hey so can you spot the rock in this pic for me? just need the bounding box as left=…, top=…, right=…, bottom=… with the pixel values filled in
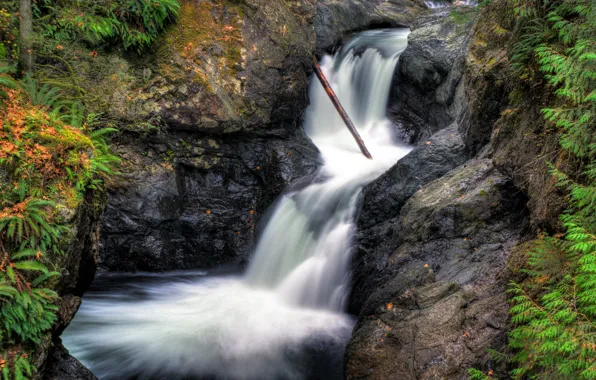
left=43, top=341, right=97, bottom=380
left=346, top=159, right=529, bottom=379
left=315, top=0, right=425, bottom=54
left=89, top=0, right=317, bottom=135
left=358, top=124, right=468, bottom=231
left=459, top=1, right=567, bottom=230
left=100, top=129, right=320, bottom=271
left=30, top=190, right=104, bottom=379
left=390, top=7, right=476, bottom=143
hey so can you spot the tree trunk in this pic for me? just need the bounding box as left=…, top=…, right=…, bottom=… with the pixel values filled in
left=312, top=57, right=373, bottom=159
left=19, top=0, right=33, bottom=74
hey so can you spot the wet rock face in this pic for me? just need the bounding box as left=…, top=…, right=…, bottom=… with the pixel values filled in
left=390, top=8, right=475, bottom=143
left=344, top=8, right=536, bottom=378
left=96, top=0, right=327, bottom=271
left=43, top=341, right=97, bottom=380
left=347, top=159, right=528, bottom=379
left=315, top=0, right=425, bottom=53
left=100, top=129, right=320, bottom=271
left=358, top=124, right=468, bottom=231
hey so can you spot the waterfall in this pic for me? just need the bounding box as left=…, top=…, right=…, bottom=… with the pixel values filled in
left=246, top=29, right=410, bottom=311
left=63, top=29, right=411, bottom=380
left=424, top=0, right=477, bottom=8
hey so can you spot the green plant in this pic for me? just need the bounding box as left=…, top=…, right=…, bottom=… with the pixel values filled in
left=37, top=0, right=180, bottom=54
left=0, top=70, right=118, bottom=380
left=1, top=355, right=33, bottom=380
left=21, top=76, right=65, bottom=109
left=0, top=66, right=17, bottom=104
left=468, top=368, right=493, bottom=380
left=505, top=0, right=596, bottom=377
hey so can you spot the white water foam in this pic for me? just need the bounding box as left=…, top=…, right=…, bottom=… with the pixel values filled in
left=63, top=29, right=411, bottom=380
left=424, top=0, right=477, bottom=8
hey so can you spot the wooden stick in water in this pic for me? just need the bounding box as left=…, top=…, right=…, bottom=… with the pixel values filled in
left=312, top=57, right=373, bottom=159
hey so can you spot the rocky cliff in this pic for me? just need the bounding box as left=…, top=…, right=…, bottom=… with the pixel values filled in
left=30, top=0, right=568, bottom=378
left=35, top=191, right=104, bottom=380
left=345, top=2, right=568, bottom=378
left=91, top=0, right=425, bottom=272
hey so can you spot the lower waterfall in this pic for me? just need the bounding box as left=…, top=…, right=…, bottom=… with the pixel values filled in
left=63, top=28, right=411, bottom=380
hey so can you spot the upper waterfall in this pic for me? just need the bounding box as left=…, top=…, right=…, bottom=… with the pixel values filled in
left=246, top=29, right=411, bottom=311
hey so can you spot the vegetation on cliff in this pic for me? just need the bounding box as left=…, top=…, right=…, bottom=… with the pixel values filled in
left=0, top=0, right=181, bottom=378
left=469, top=0, right=595, bottom=378
left=508, top=0, right=595, bottom=375
left=0, top=70, right=118, bottom=379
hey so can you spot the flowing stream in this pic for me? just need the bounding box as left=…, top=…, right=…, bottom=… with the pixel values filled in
left=63, top=28, right=411, bottom=380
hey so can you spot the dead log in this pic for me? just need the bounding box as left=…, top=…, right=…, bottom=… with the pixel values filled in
left=312, top=57, right=373, bottom=159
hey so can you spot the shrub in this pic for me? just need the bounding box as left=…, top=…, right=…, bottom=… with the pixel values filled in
left=0, top=73, right=118, bottom=379
left=505, top=0, right=596, bottom=377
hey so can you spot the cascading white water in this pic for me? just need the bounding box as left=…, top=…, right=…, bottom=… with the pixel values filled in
left=63, top=29, right=411, bottom=380
left=425, top=0, right=478, bottom=7
left=246, top=29, right=411, bottom=311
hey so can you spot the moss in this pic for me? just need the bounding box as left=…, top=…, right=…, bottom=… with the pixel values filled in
left=164, top=0, right=244, bottom=80
left=449, top=8, right=475, bottom=26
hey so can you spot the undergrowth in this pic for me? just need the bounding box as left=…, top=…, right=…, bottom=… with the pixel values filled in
left=469, top=0, right=595, bottom=378
left=0, top=68, right=118, bottom=379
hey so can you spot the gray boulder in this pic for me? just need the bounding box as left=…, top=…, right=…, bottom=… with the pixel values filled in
left=315, top=0, right=425, bottom=54
left=359, top=125, right=469, bottom=231
left=346, top=159, right=528, bottom=379
left=43, top=342, right=97, bottom=380
left=390, top=8, right=476, bottom=143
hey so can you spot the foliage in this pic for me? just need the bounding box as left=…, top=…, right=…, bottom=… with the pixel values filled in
left=0, top=67, right=17, bottom=103
left=36, top=0, right=180, bottom=54
left=468, top=368, right=494, bottom=380
left=505, top=0, right=596, bottom=377
left=0, top=7, right=18, bottom=61
left=0, top=74, right=118, bottom=379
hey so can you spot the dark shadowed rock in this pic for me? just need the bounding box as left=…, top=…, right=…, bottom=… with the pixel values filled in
left=315, top=0, right=425, bottom=54
left=43, top=341, right=97, bottom=380
left=346, top=159, right=528, bottom=379
left=390, top=7, right=476, bottom=143
left=359, top=125, right=468, bottom=230
left=100, top=129, right=320, bottom=271
left=30, top=191, right=104, bottom=379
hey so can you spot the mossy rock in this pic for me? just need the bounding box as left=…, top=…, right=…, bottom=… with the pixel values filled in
left=92, top=0, right=317, bottom=135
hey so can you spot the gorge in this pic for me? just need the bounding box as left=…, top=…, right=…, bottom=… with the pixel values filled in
left=1, top=0, right=592, bottom=379
left=62, top=28, right=411, bottom=380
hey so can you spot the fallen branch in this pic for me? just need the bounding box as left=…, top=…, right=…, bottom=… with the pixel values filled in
left=312, top=57, right=373, bottom=159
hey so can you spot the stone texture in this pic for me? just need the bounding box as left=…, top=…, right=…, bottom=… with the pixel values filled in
left=390, top=7, right=476, bottom=143
left=42, top=341, right=97, bottom=380
left=359, top=125, right=469, bottom=231
left=315, top=0, right=425, bottom=54
left=31, top=190, right=104, bottom=379
left=101, top=0, right=317, bottom=135
left=100, top=129, right=320, bottom=271
left=460, top=0, right=567, bottom=230
left=346, top=159, right=528, bottom=379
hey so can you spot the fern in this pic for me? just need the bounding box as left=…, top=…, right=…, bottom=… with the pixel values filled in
left=507, top=0, right=596, bottom=376
left=0, top=73, right=119, bottom=379
left=20, top=77, right=69, bottom=111
left=39, top=0, right=180, bottom=53
left=0, top=67, right=18, bottom=106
